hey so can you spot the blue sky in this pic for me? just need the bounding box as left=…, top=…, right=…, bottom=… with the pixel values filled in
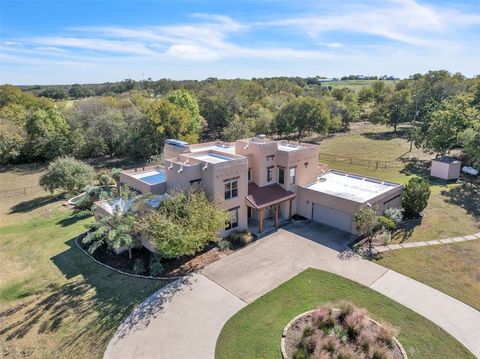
left=1, top=0, right=479, bottom=84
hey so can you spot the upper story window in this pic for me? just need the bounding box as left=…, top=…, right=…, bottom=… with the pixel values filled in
left=278, top=166, right=285, bottom=185
left=224, top=178, right=238, bottom=200
left=248, top=168, right=252, bottom=182
left=267, top=166, right=274, bottom=182
left=289, top=167, right=296, bottom=185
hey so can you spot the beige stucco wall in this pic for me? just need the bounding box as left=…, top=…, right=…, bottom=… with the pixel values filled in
left=296, top=180, right=403, bottom=233
left=120, top=165, right=167, bottom=195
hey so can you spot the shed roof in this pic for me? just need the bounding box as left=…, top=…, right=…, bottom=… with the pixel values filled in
left=246, top=183, right=295, bottom=209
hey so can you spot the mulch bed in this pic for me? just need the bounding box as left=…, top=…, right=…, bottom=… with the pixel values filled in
left=77, top=232, right=233, bottom=278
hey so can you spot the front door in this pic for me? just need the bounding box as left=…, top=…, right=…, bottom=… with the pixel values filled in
left=247, top=206, right=252, bottom=219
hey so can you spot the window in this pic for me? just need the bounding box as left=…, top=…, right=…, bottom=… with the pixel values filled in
left=248, top=168, right=252, bottom=182
left=225, top=207, right=239, bottom=230
left=289, top=167, right=296, bottom=185
left=278, top=167, right=285, bottom=184
left=224, top=178, right=238, bottom=200
left=267, top=166, right=274, bottom=182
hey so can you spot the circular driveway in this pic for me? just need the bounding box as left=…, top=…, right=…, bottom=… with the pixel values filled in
left=104, top=222, right=480, bottom=359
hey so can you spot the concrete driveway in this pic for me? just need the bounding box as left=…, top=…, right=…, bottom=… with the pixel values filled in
left=105, top=221, right=480, bottom=359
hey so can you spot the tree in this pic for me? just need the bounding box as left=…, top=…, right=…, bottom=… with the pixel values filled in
left=146, top=99, right=191, bottom=144
left=24, top=108, right=70, bottom=160
left=376, top=89, right=413, bottom=132
left=69, top=84, right=87, bottom=99
left=39, top=156, right=95, bottom=195
left=459, top=121, right=480, bottom=168
left=413, top=95, right=472, bottom=155
left=353, top=206, right=379, bottom=253
left=166, top=89, right=202, bottom=141
left=141, top=190, right=229, bottom=258
left=222, top=115, right=253, bottom=142
left=402, top=177, right=431, bottom=218
left=110, top=167, right=123, bottom=194
left=275, top=97, right=331, bottom=139
left=83, top=208, right=139, bottom=259
left=0, top=119, right=26, bottom=164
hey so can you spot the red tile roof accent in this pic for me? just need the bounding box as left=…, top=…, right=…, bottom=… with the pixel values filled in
left=246, top=183, right=295, bottom=209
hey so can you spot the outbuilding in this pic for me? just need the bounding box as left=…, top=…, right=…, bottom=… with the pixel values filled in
left=430, top=157, right=461, bottom=181
left=297, top=171, right=403, bottom=234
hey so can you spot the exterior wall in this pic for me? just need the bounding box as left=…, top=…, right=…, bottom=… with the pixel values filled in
left=235, top=139, right=278, bottom=187
left=297, top=182, right=403, bottom=234
left=120, top=165, right=167, bottom=195
left=430, top=160, right=461, bottom=180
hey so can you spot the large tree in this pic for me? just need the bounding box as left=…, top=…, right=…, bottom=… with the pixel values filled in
left=39, top=156, right=95, bottom=195
left=275, top=97, right=331, bottom=139
left=24, top=108, right=70, bottom=160
left=141, top=190, right=228, bottom=259
left=166, top=89, right=202, bottom=142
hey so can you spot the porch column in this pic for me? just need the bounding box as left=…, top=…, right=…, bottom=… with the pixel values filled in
left=258, top=208, right=263, bottom=233
left=289, top=199, right=293, bottom=220
left=274, top=205, right=279, bottom=228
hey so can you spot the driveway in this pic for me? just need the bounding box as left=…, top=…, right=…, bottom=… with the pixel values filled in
left=105, top=221, right=480, bottom=359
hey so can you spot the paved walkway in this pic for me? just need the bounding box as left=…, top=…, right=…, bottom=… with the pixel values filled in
left=104, top=222, right=480, bottom=359
left=375, top=232, right=480, bottom=253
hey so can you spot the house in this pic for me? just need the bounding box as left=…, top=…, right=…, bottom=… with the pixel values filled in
left=112, top=136, right=403, bottom=235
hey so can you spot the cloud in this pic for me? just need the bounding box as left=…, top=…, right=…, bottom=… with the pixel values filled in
left=326, top=42, right=343, bottom=48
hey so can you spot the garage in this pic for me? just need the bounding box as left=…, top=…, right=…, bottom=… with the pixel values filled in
left=297, top=171, right=404, bottom=234
left=311, top=203, right=353, bottom=233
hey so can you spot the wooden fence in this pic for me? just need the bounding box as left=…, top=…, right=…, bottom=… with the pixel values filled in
left=319, top=153, right=404, bottom=169
left=0, top=185, right=47, bottom=199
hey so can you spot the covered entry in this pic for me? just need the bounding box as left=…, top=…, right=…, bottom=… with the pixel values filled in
left=311, top=203, right=353, bottom=233
left=246, top=183, right=295, bottom=233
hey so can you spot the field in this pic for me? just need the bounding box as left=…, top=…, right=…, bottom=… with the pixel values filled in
left=317, top=123, right=480, bottom=243
left=0, top=165, right=164, bottom=358
left=216, top=269, right=474, bottom=359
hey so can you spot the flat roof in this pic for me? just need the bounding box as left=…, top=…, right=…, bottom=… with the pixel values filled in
left=131, top=169, right=166, bottom=184
left=278, top=144, right=303, bottom=152
left=306, top=171, right=400, bottom=203
left=190, top=144, right=236, bottom=154
left=192, top=153, right=234, bottom=164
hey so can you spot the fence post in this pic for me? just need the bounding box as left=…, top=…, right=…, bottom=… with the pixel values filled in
left=24, top=187, right=27, bottom=196
left=376, top=161, right=379, bottom=169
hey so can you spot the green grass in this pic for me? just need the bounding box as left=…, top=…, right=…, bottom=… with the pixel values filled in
left=317, top=124, right=480, bottom=242
left=0, top=168, right=165, bottom=358
left=216, top=269, right=474, bottom=359
left=375, top=241, right=480, bottom=311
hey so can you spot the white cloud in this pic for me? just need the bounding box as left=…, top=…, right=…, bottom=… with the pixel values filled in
left=326, top=42, right=343, bottom=48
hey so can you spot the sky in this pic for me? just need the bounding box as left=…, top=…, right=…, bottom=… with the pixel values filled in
left=1, top=0, right=479, bottom=85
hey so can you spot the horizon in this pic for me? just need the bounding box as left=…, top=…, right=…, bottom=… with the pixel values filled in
left=1, top=0, right=479, bottom=85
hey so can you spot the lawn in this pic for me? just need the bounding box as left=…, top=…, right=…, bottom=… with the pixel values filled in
left=216, top=269, right=474, bottom=359
left=0, top=166, right=165, bottom=358
left=317, top=123, right=480, bottom=243
left=375, top=241, right=480, bottom=311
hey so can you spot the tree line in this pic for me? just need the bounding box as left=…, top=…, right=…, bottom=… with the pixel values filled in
left=1, top=70, right=479, bottom=167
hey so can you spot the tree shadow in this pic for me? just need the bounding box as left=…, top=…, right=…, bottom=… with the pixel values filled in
left=0, top=236, right=185, bottom=356
left=56, top=213, right=89, bottom=227
left=441, top=182, right=480, bottom=220
left=362, top=128, right=409, bottom=141
left=390, top=218, right=422, bottom=243
left=9, top=195, right=61, bottom=214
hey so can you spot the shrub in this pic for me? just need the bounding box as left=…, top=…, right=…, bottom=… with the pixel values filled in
left=302, top=326, right=315, bottom=338
left=321, top=335, right=340, bottom=353
left=371, top=346, right=390, bottom=359
left=39, top=156, right=95, bottom=195
left=378, top=216, right=396, bottom=231
left=312, top=306, right=335, bottom=330
left=337, top=300, right=355, bottom=323
left=383, top=207, right=403, bottom=225
left=132, top=258, right=145, bottom=275
left=337, top=346, right=357, bottom=359
left=292, top=349, right=308, bottom=359
left=218, top=239, right=232, bottom=251
left=149, top=255, right=164, bottom=277
left=402, top=177, right=431, bottom=217
left=344, top=309, right=367, bottom=340
left=227, top=230, right=254, bottom=248
left=377, top=323, right=398, bottom=348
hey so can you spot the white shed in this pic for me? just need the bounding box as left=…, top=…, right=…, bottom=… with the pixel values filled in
left=430, top=157, right=461, bottom=180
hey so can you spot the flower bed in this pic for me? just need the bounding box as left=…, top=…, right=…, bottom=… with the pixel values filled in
left=282, top=302, right=407, bottom=359
left=77, top=232, right=232, bottom=279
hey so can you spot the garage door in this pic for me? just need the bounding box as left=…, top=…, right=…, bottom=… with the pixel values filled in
left=311, top=203, right=353, bottom=233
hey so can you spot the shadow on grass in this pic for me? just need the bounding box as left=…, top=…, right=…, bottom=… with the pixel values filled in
left=400, top=159, right=430, bottom=178
left=0, top=236, right=184, bottom=356
left=56, top=214, right=89, bottom=227
left=391, top=218, right=423, bottom=243
left=362, top=128, right=409, bottom=141
left=9, top=195, right=61, bottom=214
left=441, top=183, right=480, bottom=220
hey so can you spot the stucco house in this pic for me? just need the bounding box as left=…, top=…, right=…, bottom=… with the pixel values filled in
left=105, top=136, right=403, bottom=235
